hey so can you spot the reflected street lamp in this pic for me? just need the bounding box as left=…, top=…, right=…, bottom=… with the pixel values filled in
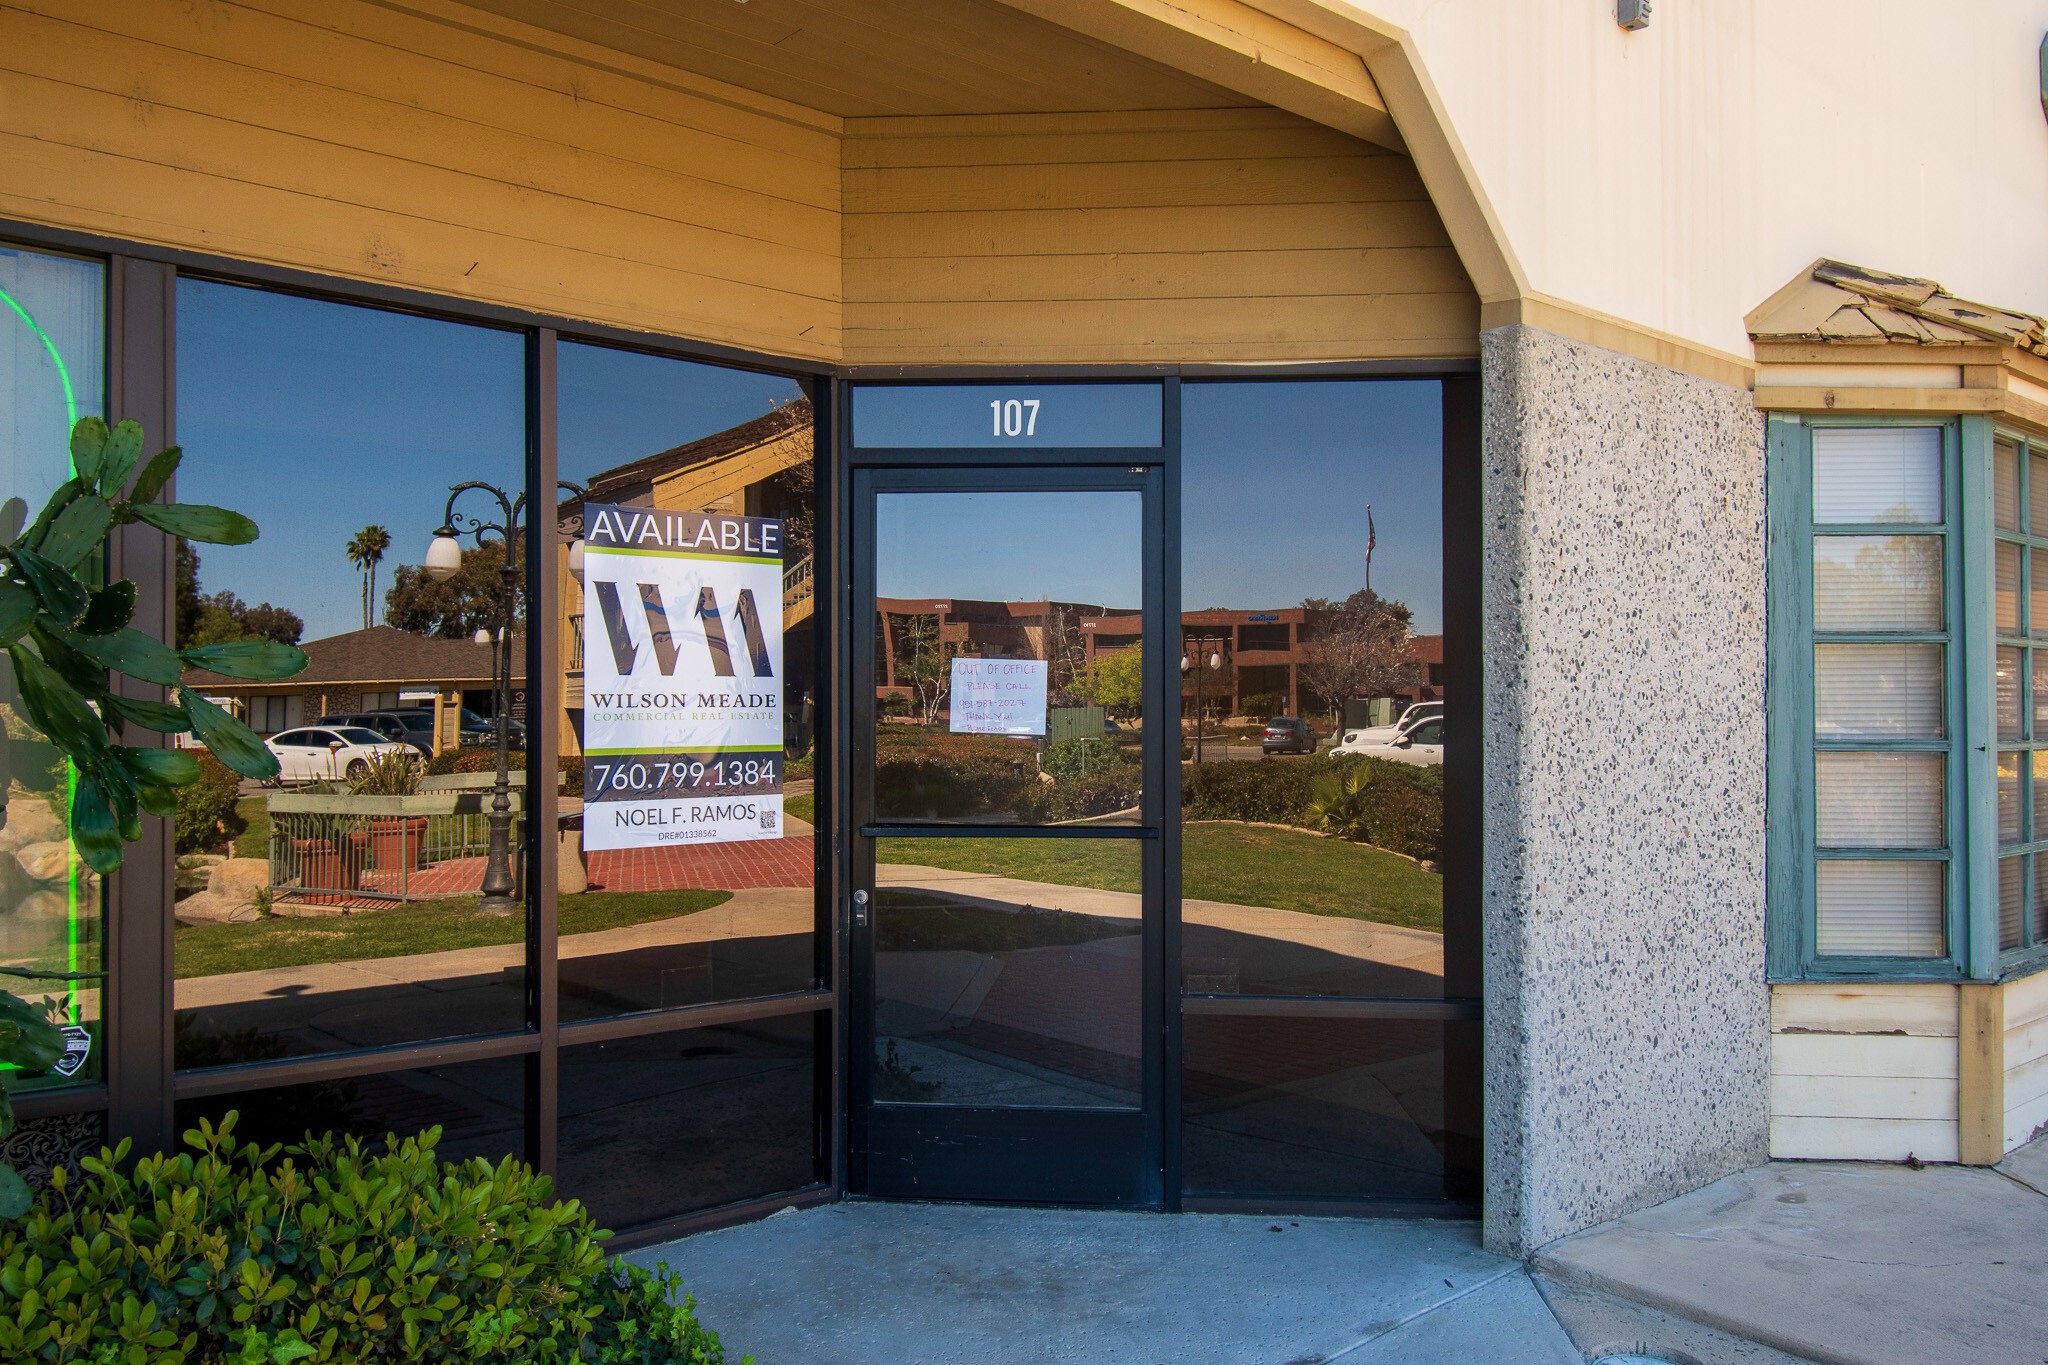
left=423, top=477, right=588, bottom=917
left=1181, top=635, right=1226, bottom=765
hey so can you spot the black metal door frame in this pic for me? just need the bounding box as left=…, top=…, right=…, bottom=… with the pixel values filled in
left=843, top=418, right=1176, bottom=1206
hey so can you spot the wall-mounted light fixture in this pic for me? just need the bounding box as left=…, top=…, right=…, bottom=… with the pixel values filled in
left=1618, top=0, right=1650, bottom=30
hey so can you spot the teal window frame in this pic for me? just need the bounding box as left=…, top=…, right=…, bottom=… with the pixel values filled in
left=1768, top=412, right=2048, bottom=982
left=1768, top=413, right=1972, bottom=980
left=1988, top=425, right=2048, bottom=973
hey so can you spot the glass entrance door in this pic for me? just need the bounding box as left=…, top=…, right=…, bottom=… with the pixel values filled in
left=849, top=464, right=1165, bottom=1204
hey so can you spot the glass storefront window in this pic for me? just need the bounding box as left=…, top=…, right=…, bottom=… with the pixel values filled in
left=1178, top=378, right=1472, bottom=1205
left=556, top=1015, right=820, bottom=1229
left=871, top=837, right=1143, bottom=1108
left=172, top=279, right=529, bottom=1060
left=1, top=243, right=107, bottom=1091
left=555, top=342, right=817, bottom=1020
left=174, top=1056, right=525, bottom=1162
left=1182, top=1015, right=1478, bottom=1201
left=870, top=489, right=1144, bottom=827
left=1180, top=380, right=1449, bottom=1000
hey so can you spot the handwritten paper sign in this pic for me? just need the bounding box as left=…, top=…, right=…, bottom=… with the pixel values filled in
left=949, top=658, right=1048, bottom=736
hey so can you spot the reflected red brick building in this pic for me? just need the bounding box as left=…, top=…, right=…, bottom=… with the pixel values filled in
left=874, top=596, right=1440, bottom=716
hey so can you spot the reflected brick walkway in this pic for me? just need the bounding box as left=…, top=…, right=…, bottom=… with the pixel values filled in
left=273, top=836, right=817, bottom=908
left=584, top=836, right=814, bottom=893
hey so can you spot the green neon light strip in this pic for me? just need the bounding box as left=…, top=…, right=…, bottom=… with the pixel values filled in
left=1, top=280, right=88, bottom=1022
left=0, top=283, right=80, bottom=437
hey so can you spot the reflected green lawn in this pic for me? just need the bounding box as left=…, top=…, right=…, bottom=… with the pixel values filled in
left=883, top=824, right=1441, bottom=931
left=174, top=889, right=731, bottom=979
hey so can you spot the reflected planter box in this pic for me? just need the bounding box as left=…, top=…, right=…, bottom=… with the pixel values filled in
left=267, top=788, right=532, bottom=906
left=290, top=838, right=344, bottom=906
left=368, top=818, right=429, bottom=872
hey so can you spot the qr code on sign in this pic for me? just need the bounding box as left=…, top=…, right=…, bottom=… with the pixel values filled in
left=760, top=810, right=778, bottom=831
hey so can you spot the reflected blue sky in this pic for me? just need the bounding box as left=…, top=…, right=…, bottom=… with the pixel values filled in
left=177, top=280, right=525, bottom=643
left=174, top=286, right=1440, bottom=642
left=873, top=381, right=1444, bottom=633
left=176, top=298, right=803, bottom=644
left=1184, top=380, right=1442, bottom=633
left=878, top=491, right=1143, bottom=606
left=558, top=342, right=802, bottom=484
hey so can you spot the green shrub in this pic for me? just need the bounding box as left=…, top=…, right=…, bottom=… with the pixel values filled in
left=784, top=749, right=814, bottom=780
left=1187, top=753, right=1443, bottom=860
left=173, top=754, right=246, bottom=855
left=0, top=1115, right=746, bottom=1364
left=1041, top=738, right=1109, bottom=783
left=1364, top=782, right=1443, bottom=863
left=875, top=744, right=1139, bottom=824
left=1237, top=692, right=1279, bottom=720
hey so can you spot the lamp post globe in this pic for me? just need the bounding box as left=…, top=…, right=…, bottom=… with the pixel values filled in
left=566, top=537, right=586, bottom=583
left=423, top=528, right=462, bottom=583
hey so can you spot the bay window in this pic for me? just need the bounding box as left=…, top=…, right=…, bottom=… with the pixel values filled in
left=1771, top=415, right=2048, bottom=978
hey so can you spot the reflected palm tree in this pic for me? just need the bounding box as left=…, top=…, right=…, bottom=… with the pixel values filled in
left=345, top=525, right=392, bottom=630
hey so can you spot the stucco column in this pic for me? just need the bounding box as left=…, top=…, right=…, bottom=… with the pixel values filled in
left=1481, top=324, right=1770, bottom=1255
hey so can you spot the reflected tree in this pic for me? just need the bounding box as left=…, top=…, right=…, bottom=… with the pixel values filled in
left=1296, top=589, right=1418, bottom=726
left=345, top=524, right=392, bottom=631
left=385, top=542, right=525, bottom=639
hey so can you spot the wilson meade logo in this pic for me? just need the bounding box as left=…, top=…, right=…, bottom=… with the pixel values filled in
left=591, top=581, right=773, bottom=679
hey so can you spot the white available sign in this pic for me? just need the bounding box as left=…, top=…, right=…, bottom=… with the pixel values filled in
left=581, top=503, right=784, bottom=849
left=949, top=657, right=1048, bottom=736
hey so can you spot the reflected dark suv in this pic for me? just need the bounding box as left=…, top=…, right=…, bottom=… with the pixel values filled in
left=1261, top=716, right=1314, bottom=755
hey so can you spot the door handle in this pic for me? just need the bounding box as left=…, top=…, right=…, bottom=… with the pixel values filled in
left=853, top=888, right=869, bottom=929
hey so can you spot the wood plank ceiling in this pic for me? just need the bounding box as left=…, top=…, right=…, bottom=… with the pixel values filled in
left=457, top=0, right=1259, bottom=116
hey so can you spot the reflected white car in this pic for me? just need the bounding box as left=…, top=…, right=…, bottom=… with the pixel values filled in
left=1331, top=701, right=1442, bottom=755
left=1332, top=716, right=1443, bottom=766
left=265, top=726, right=416, bottom=782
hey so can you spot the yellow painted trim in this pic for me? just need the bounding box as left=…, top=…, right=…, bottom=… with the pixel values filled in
left=1487, top=293, right=1756, bottom=390
left=1958, top=982, right=2006, bottom=1167
left=990, top=0, right=1404, bottom=151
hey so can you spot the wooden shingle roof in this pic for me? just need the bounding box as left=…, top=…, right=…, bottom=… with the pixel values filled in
left=181, top=625, right=523, bottom=689
left=1748, top=259, right=2048, bottom=356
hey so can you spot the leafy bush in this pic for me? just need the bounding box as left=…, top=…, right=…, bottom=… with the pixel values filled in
left=173, top=754, right=246, bottom=855
left=1237, top=692, right=1280, bottom=720
left=784, top=749, right=814, bottom=781
left=1041, top=738, right=1113, bottom=783
left=0, top=1115, right=746, bottom=1364
left=876, top=744, right=1139, bottom=824
left=348, top=748, right=422, bottom=796
left=1186, top=753, right=1442, bottom=860
left=1363, top=782, right=1442, bottom=863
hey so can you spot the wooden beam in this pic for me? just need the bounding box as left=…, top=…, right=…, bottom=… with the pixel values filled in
left=1957, top=982, right=2006, bottom=1166
left=991, top=0, right=1405, bottom=152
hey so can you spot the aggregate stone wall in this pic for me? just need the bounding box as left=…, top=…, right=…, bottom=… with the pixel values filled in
left=1481, top=324, right=1769, bottom=1255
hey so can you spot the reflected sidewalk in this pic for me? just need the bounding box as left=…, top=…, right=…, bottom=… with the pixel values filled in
left=173, top=886, right=815, bottom=1013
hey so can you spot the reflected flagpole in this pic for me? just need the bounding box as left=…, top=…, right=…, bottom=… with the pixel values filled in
left=1365, top=504, right=1376, bottom=596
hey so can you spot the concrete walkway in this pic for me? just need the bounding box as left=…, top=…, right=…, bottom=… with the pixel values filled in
left=1536, top=1139, right=2048, bottom=1365
left=629, top=1203, right=1580, bottom=1365
left=629, top=1139, right=2048, bottom=1364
